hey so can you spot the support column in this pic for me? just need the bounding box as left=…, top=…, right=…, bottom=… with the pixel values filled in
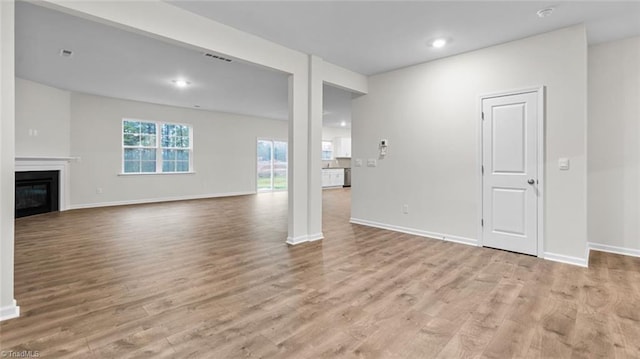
left=307, top=55, right=324, bottom=240
left=0, top=0, right=19, bottom=321
left=286, top=72, right=311, bottom=244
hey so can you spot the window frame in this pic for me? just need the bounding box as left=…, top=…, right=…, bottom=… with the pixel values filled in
left=321, top=140, right=334, bottom=160
left=256, top=137, right=288, bottom=192
left=121, top=118, right=194, bottom=175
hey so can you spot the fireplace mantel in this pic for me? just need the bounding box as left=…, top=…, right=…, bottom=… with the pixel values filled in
left=15, top=156, right=79, bottom=211
left=15, top=156, right=79, bottom=162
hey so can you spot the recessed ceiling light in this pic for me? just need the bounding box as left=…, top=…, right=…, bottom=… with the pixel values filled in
left=340, top=121, right=347, bottom=127
left=431, top=38, right=447, bottom=48
left=537, top=7, right=554, bottom=18
left=172, top=79, right=190, bottom=88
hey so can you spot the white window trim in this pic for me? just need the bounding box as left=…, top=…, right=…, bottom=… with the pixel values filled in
left=121, top=118, right=194, bottom=175
left=118, top=171, right=196, bottom=176
left=256, top=137, right=288, bottom=192
left=321, top=140, right=334, bottom=160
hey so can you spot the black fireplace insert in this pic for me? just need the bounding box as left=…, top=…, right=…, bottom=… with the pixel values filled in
left=15, top=170, right=59, bottom=218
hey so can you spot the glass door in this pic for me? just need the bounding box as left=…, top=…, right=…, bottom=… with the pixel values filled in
left=257, top=139, right=288, bottom=191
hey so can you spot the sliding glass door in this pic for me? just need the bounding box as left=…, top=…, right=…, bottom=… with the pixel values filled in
left=257, top=139, right=288, bottom=192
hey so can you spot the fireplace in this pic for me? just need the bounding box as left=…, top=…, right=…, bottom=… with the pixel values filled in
left=15, top=171, right=60, bottom=218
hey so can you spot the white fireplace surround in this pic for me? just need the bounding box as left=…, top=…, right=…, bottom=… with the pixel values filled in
left=15, top=157, right=78, bottom=212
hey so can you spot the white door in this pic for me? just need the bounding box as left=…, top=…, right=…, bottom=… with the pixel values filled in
left=482, top=91, right=539, bottom=255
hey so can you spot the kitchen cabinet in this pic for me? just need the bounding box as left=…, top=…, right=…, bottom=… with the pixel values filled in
left=322, top=168, right=344, bottom=187
left=333, top=137, right=351, bottom=158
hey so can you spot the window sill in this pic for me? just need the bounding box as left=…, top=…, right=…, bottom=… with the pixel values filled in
left=118, top=171, right=196, bottom=176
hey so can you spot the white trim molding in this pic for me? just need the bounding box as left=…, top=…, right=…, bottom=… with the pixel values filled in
left=15, top=156, right=78, bottom=162
left=589, top=242, right=640, bottom=258
left=543, top=251, right=589, bottom=268
left=15, top=156, right=79, bottom=211
left=350, top=218, right=478, bottom=247
left=0, top=300, right=20, bottom=322
left=307, top=233, right=324, bottom=242
left=349, top=218, right=596, bottom=268
left=68, top=191, right=256, bottom=210
left=286, top=232, right=324, bottom=245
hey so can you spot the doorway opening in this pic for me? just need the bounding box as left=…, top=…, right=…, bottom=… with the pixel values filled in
left=257, top=139, right=288, bottom=192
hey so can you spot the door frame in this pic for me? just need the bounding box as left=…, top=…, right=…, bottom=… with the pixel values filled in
left=477, top=86, right=545, bottom=257
left=256, top=137, right=289, bottom=192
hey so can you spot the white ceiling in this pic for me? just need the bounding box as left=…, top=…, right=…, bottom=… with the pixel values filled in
left=169, top=1, right=640, bottom=75
left=16, top=1, right=640, bottom=128
left=15, top=1, right=294, bottom=121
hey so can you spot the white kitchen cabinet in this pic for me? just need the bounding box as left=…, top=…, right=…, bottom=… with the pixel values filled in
left=333, top=170, right=345, bottom=186
left=322, top=168, right=344, bottom=187
left=321, top=170, right=331, bottom=187
left=333, top=137, right=351, bottom=158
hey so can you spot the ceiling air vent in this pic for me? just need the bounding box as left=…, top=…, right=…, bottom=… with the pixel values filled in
left=203, top=53, right=233, bottom=63
left=59, top=49, right=73, bottom=58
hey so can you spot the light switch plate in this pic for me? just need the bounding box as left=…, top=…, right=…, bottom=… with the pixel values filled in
left=367, top=159, right=377, bottom=167
left=354, top=159, right=363, bottom=167
left=559, top=157, right=570, bottom=170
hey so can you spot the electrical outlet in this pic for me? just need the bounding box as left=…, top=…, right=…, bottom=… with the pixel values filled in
left=354, top=158, right=363, bottom=167
left=402, top=204, right=409, bottom=214
left=367, top=159, right=377, bottom=167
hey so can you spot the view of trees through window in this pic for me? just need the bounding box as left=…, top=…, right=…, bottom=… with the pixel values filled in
left=257, top=139, right=287, bottom=191
left=123, top=120, right=157, bottom=173
left=161, top=124, right=191, bottom=172
left=123, top=120, right=192, bottom=173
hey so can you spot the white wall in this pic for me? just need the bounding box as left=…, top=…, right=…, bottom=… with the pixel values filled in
left=0, top=0, right=19, bottom=320
left=14, top=80, right=289, bottom=208
left=68, top=92, right=287, bottom=207
left=588, top=36, right=640, bottom=254
left=351, top=25, right=588, bottom=263
left=15, top=78, right=70, bottom=157
left=322, top=126, right=350, bottom=141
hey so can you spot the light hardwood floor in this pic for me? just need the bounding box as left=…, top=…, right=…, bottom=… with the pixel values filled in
left=1, top=188, right=639, bottom=358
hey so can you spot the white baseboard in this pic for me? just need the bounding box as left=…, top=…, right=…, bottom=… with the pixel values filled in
left=543, top=251, right=589, bottom=268
left=0, top=300, right=20, bottom=322
left=588, top=242, right=640, bottom=258
left=349, top=218, right=596, bottom=268
left=349, top=217, right=478, bottom=247
left=68, top=191, right=256, bottom=210
left=307, top=233, right=324, bottom=242
left=286, top=232, right=324, bottom=245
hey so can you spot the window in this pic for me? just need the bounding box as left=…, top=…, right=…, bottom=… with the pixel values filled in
left=122, top=119, right=192, bottom=174
left=257, top=139, right=287, bottom=191
left=123, top=120, right=157, bottom=173
left=321, top=140, right=333, bottom=160
left=161, top=124, right=191, bottom=172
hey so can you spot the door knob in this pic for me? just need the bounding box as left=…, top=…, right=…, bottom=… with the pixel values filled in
left=527, top=179, right=535, bottom=185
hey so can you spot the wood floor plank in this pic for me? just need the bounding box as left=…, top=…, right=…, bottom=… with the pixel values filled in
left=1, top=189, right=639, bottom=358
left=436, top=278, right=523, bottom=358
